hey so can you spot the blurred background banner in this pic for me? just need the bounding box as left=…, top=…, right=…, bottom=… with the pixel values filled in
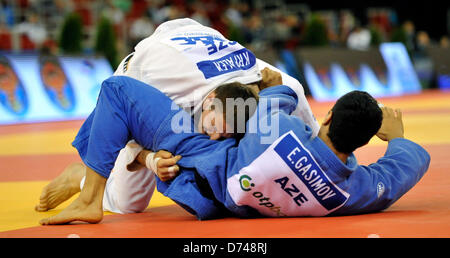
left=301, top=42, right=421, bottom=101
left=0, top=54, right=112, bottom=124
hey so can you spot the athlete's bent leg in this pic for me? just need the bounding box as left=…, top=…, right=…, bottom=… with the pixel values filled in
left=79, top=144, right=156, bottom=214
left=40, top=76, right=187, bottom=225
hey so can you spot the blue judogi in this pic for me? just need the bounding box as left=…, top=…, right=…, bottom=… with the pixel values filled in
left=73, top=76, right=430, bottom=220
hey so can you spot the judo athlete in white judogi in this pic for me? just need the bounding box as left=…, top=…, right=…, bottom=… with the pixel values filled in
left=35, top=18, right=319, bottom=215
left=100, top=18, right=320, bottom=215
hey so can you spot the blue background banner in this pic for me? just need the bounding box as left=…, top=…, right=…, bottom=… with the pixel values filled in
left=301, top=43, right=422, bottom=101
left=254, top=42, right=427, bottom=102
left=0, top=54, right=113, bottom=125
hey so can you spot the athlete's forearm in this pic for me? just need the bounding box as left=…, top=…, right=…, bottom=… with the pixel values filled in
left=126, top=149, right=153, bottom=171
left=136, top=149, right=153, bottom=167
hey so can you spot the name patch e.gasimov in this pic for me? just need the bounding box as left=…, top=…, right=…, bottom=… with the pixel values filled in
left=227, top=131, right=350, bottom=217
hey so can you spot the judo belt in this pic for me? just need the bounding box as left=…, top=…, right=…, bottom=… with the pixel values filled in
left=122, top=53, right=134, bottom=73
left=193, top=171, right=232, bottom=216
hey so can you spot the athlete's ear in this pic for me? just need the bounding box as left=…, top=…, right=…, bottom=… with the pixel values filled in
left=202, top=98, right=213, bottom=111
left=322, top=110, right=332, bottom=126
left=209, top=132, right=222, bottom=140
left=209, top=132, right=233, bottom=140
left=202, top=91, right=216, bottom=111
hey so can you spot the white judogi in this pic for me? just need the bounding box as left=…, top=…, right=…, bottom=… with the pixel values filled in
left=81, top=18, right=319, bottom=214
left=114, top=18, right=262, bottom=114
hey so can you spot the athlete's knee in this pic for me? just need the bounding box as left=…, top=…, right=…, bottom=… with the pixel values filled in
left=116, top=187, right=153, bottom=214
left=113, top=166, right=156, bottom=214
left=100, top=77, right=122, bottom=94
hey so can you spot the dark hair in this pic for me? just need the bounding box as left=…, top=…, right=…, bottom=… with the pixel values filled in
left=327, top=90, right=382, bottom=154
left=212, top=82, right=259, bottom=140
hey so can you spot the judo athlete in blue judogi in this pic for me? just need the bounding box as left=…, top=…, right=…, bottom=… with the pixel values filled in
left=36, top=18, right=322, bottom=216
left=40, top=75, right=430, bottom=225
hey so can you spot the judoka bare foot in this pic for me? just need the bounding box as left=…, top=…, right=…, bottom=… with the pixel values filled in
left=40, top=166, right=106, bottom=225
left=39, top=194, right=103, bottom=225
left=35, top=163, right=85, bottom=212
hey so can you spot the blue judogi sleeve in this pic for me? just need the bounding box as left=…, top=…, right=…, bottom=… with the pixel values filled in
left=332, top=138, right=431, bottom=215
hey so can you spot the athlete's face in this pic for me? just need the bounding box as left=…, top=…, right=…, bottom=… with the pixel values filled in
left=199, top=92, right=234, bottom=140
